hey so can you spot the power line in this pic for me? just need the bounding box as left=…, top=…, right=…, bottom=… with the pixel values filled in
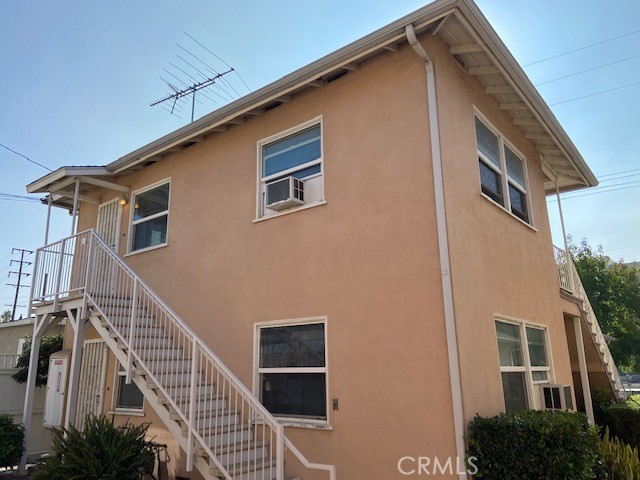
left=605, top=244, right=640, bottom=252
left=600, top=172, right=640, bottom=183
left=548, top=183, right=640, bottom=201
left=549, top=80, right=640, bottom=106
left=523, top=27, right=640, bottom=67
left=0, top=144, right=52, bottom=172
left=598, top=168, right=640, bottom=178
left=536, top=53, right=640, bottom=86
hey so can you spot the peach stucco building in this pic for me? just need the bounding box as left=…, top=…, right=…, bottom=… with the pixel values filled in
left=21, top=1, right=624, bottom=479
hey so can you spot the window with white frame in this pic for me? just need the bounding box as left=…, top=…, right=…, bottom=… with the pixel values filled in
left=475, top=115, right=530, bottom=224
left=495, top=320, right=551, bottom=412
left=114, top=366, right=144, bottom=411
left=130, top=181, right=170, bottom=252
left=257, top=321, right=327, bottom=421
left=258, top=120, right=323, bottom=218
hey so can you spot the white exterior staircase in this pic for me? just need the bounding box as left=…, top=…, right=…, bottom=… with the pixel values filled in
left=554, top=246, right=627, bottom=401
left=29, top=229, right=336, bottom=480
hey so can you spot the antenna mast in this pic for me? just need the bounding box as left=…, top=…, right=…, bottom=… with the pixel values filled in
left=150, top=69, right=233, bottom=122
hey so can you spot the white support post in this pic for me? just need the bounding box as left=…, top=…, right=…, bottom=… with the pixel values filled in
left=186, top=338, right=199, bottom=472
left=52, top=238, right=67, bottom=312
left=64, top=309, right=85, bottom=430
left=19, top=314, right=52, bottom=475
left=276, top=422, right=285, bottom=480
left=44, top=195, right=52, bottom=245
left=574, top=316, right=595, bottom=425
left=70, top=178, right=80, bottom=235
left=125, top=279, right=138, bottom=384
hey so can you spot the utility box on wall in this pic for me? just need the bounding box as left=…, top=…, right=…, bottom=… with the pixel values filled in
left=43, top=350, right=71, bottom=429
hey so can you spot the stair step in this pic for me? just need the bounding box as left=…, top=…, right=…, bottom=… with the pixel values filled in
left=173, top=396, right=228, bottom=413
left=92, top=296, right=134, bottom=307
left=135, top=348, right=184, bottom=361
left=180, top=410, right=239, bottom=429
left=198, top=440, right=269, bottom=469
left=149, top=372, right=196, bottom=387
left=143, top=359, right=193, bottom=373
left=211, top=458, right=277, bottom=480
left=171, top=407, right=238, bottom=423
left=119, top=337, right=173, bottom=349
left=153, top=383, right=216, bottom=398
left=194, top=423, right=254, bottom=447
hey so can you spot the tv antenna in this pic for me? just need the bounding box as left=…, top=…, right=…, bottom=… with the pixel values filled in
left=150, top=69, right=233, bottom=122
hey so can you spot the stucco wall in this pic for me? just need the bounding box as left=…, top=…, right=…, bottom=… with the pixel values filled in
left=64, top=31, right=578, bottom=479
left=0, top=319, right=34, bottom=354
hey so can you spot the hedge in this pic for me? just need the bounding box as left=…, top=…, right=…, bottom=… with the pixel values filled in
left=467, top=410, right=603, bottom=479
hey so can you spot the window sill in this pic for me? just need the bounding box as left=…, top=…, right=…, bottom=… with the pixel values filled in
left=480, top=193, right=538, bottom=232
left=124, top=242, right=168, bottom=258
left=253, top=201, right=327, bottom=223
left=108, top=409, right=145, bottom=417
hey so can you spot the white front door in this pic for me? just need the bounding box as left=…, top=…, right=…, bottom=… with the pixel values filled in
left=96, top=198, right=122, bottom=252
left=75, top=339, right=107, bottom=431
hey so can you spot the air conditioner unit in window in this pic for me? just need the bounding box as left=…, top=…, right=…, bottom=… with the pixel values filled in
left=540, top=384, right=574, bottom=411
left=265, top=176, right=305, bottom=211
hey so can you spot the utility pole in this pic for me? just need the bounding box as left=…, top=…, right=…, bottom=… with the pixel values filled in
left=6, top=248, right=33, bottom=322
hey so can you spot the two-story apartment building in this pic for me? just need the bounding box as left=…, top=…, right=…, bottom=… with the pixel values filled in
left=19, top=1, right=624, bottom=479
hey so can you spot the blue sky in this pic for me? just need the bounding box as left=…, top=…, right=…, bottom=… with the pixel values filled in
left=1, top=1, right=639, bottom=317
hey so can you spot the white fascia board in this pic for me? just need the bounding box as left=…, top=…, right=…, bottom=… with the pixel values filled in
left=458, top=0, right=597, bottom=189
left=26, top=166, right=111, bottom=193
left=106, top=0, right=459, bottom=174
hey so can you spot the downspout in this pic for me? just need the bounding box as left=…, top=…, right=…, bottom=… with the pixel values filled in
left=405, top=24, right=466, bottom=478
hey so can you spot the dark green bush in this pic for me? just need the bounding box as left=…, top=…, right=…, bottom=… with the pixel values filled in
left=467, top=410, right=602, bottom=479
left=34, top=415, right=154, bottom=480
left=0, top=414, right=24, bottom=469
left=596, top=404, right=640, bottom=451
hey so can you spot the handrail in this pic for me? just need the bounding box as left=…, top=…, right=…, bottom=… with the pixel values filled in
left=31, top=229, right=336, bottom=479
left=553, top=245, right=625, bottom=399
left=285, top=437, right=336, bottom=480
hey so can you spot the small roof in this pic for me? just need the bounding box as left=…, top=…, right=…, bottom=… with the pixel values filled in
left=26, top=0, right=597, bottom=204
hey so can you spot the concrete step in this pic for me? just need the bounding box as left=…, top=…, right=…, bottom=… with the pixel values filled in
left=143, top=359, right=192, bottom=373
left=180, top=409, right=239, bottom=429
left=198, top=440, right=269, bottom=469
left=172, top=396, right=228, bottom=414
left=211, top=458, right=277, bottom=480
left=135, top=347, right=184, bottom=360
left=196, top=423, right=254, bottom=448
left=158, top=383, right=216, bottom=398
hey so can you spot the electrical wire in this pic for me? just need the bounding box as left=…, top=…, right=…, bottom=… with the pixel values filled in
left=0, top=144, right=52, bottom=172
left=605, top=244, right=640, bottom=252
left=547, top=183, right=640, bottom=201
left=598, top=168, right=640, bottom=178
left=549, top=80, right=640, bottom=106
left=523, top=27, right=640, bottom=67
left=536, top=53, right=640, bottom=86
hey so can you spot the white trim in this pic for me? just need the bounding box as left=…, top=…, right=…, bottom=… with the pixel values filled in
left=253, top=316, right=330, bottom=427
left=256, top=117, right=324, bottom=219
left=495, top=316, right=554, bottom=411
left=252, top=200, right=327, bottom=224
left=123, top=242, right=169, bottom=257
left=127, top=178, right=171, bottom=254
left=474, top=109, right=534, bottom=227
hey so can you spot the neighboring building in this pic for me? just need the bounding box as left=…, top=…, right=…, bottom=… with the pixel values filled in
left=0, top=318, right=53, bottom=459
left=20, top=1, right=624, bottom=478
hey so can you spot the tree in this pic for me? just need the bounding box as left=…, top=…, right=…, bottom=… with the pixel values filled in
left=1, top=310, right=11, bottom=323
left=12, top=334, right=64, bottom=387
left=570, top=239, right=640, bottom=372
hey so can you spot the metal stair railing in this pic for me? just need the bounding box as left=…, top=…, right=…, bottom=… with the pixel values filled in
left=29, top=229, right=336, bottom=480
left=553, top=245, right=626, bottom=400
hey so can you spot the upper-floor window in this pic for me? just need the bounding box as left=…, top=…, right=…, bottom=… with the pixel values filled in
left=129, top=180, right=170, bottom=253
left=475, top=115, right=531, bottom=224
left=496, top=319, right=551, bottom=412
left=257, top=119, right=324, bottom=219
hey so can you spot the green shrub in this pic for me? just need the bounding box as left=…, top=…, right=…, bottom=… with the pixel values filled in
left=600, top=427, right=640, bottom=479
left=596, top=403, right=640, bottom=451
left=34, top=415, right=154, bottom=480
left=0, top=414, right=24, bottom=469
left=467, top=410, right=602, bottom=479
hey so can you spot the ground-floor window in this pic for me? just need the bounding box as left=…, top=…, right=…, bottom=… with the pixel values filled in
left=495, top=318, right=552, bottom=412
left=256, top=319, right=327, bottom=422
left=115, top=365, right=144, bottom=411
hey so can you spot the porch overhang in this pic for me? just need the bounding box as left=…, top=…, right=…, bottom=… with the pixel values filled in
left=26, top=166, right=129, bottom=211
